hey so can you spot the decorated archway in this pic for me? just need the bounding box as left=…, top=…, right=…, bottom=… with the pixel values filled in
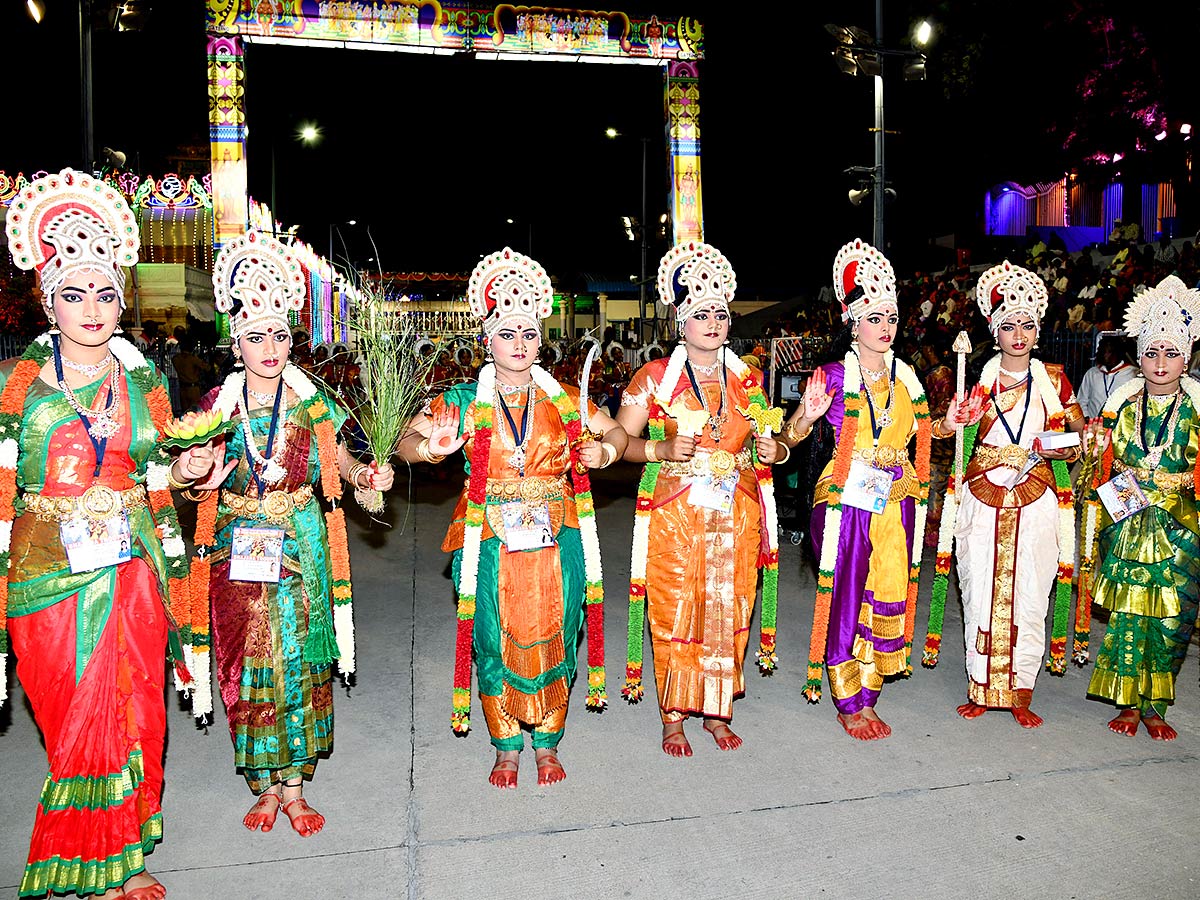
left=205, top=1, right=705, bottom=258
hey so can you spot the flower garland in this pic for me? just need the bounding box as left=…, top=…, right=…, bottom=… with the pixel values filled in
left=451, top=363, right=606, bottom=734
left=0, top=334, right=198, bottom=714
left=924, top=422, right=979, bottom=667
left=198, top=363, right=356, bottom=675
left=623, top=345, right=780, bottom=702
left=804, top=349, right=932, bottom=702
left=1075, top=374, right=1200, bottom=663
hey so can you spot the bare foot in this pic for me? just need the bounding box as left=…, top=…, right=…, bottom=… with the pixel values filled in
left=1143, top=714, right=1177, bottom=741
left=661, top=722, right=693, bottom=757
left=1108, top=709, right=1141, bottom=737
left=122, top=871, right=166, bottom=900
left=702, top=718, right=743, bottom=751
left=534, top=749, right=567, bottom=785
left=1011, top=707, right=1043, bottom=728
left=99, top=890, right=124, bottom=900
left=860, top=706, right=892, bottom=738
left=243, top=789, right=282, bottom=832
left=489, top=750, right=519, bottom=789
left=281, top=782, right=324, bottom=837
left=956, top=701, right=987, bottom=719
left=837, top=711, right=889, bottom=741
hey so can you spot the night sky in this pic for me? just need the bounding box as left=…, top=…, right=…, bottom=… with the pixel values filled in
left=4, top=1, right=1178, bottom=301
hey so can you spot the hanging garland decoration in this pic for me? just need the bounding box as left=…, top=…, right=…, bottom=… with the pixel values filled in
left=623, top=344, right=780, bottom=703
left=451, top=363, right=606, bottom=733
left=0, top=334, right=199, bottom=713
left=1076, top=374, right=1200, bottom=663
left=803, top=348, right=931, bottom=702
left=200, top=363, right=356, bottom=675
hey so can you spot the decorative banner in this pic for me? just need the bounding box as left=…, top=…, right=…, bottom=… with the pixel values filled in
left=666, top=60, right=703, bottom=244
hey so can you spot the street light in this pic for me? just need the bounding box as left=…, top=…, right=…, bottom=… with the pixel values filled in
left=827, top=8, right=934, bottom=250
left=505, top=217, right=533, bottom=256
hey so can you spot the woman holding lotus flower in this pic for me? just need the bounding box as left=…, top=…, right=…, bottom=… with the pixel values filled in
left=1, top=169, right=215, bottom=899
left=190, top=230, right=393, bottom=837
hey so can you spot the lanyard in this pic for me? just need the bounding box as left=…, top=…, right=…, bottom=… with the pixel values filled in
left=1102, top=364, right=1127, bottom=395
left=244, top=379, right=284, bottom=494
left=1140, top=389, right=1178, bottom=454
left=861, top=355, right=897, bottom=443
left=499, top=389, right=530, bottom=474
left=52, top=334, right=111, bottom=478
left=989, top=376, right=1033, bottom=446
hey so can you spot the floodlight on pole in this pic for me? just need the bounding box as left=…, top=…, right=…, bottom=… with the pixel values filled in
left=26, top=0, right=44, bottom=23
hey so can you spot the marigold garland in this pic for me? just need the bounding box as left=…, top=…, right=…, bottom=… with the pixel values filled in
left=451, top=363, right=606, bottom=734
left=805, top=349, right=931, bottom=701
left=624, top=345, right=780, bottom=702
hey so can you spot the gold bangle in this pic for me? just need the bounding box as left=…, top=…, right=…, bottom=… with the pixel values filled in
left=931, top=417, right=953, bottom=439
left=182, top=488, right=211, bottom=503
left=774, top=442, right=791, bottom=465
left=417, top=438, right=446, bottom=465
left=348, top=462, right=369, bottom=488
left=167, top=467, right=195, bottom=490
left=784, top=419, right=813, bottom=443
left=599, top=441, right=618, bottom=468
left=644, top=439, right=659, bottom=463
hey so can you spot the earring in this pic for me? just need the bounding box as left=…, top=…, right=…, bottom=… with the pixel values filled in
left=232, top=347, right=244, bottom=368
left=114, top=323, right=124, bottom=334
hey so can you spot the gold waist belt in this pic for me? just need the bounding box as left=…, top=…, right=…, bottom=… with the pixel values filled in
left=26, top=483, right=149, bottom=523
left=484, top=475, right=568, bottom=504
left=222, top=484, right=314, bottom=524
left=1113, top=459, right=1195, bottom=492
left=851, top=445, right=912, bottom=469
left=660, top=448, right=754, bottom=478
left=972, top=443, right=1031, bottom=470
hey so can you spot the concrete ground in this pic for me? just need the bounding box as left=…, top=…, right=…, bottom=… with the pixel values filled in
left=2, top=462, right=1197, bottom=899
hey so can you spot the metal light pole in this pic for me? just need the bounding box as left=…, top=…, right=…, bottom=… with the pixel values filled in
left=872, top=0, right=885, bottom=250
left=640, top=136, right=648, bottom=336
left=80, top=0, right=94, bottom=169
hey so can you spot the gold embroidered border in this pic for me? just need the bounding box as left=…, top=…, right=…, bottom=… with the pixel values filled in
left=985, top=508, right=1019, bottom=701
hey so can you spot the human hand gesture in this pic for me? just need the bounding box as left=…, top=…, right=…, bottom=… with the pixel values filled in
left=946, top=385, right=987, bottom=426
left=801, top=368, right=833, bottom=421
left=755, top=434, right=780, bottom=464
left=659, top=434, right=697, bottom=461
left=1080, top=417, right=1111, bottom=459
left=428, top=404, right=466, bottom=456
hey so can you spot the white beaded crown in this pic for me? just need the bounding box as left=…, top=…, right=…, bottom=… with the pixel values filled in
left=212, top=230, right=307, bottom=339
left=1124, top=274, right=1200, bottom=358
left=467, top=247, right=554, bottom=338
left=657, top=240, right=737, bottom=321
left=974, top=260, right=1048, bottom=333
left=5, top=168, right=140, bottom=303
left=832, top=238, right=897, bottom=323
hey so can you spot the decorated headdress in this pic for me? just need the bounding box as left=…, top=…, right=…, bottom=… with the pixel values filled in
left=832, top=238, right=897, bottom=323
left=5, top=167, right=140, bottom=305
left=212, top=229, right=307, bottom=340
left=657, top=240, right=737, bottom=322
left=467, top=246, right=554, bottom=338
left=1123, top=274, right=1200, bottom=359
left=974, top=260, right=1048, bottom=333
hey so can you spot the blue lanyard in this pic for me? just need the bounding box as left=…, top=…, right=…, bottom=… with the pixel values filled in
left=52, top=334, right=111, bottom=478
left=244, top=379, right=284, bottom=494
left=684, top=359, right=725, bottom=417
left=989, top=376, right=1033, bottom=445
left=1140, top=389, right=1178, bottom=454
left=1102, top=364, right=1127, bottom=395
left=498, top=389, right=530, bottom=474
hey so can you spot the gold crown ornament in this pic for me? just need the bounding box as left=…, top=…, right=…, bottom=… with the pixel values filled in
left=467, top=246, right=555, bottom=338
left=212, top=229, right=307, bottom=339
left=1124, top=274, right=1200, bottom=359
left=657, top=240, right=737, bottom=322
left=832, top=238, right=897, bottom=323
left=974, top=260, right=1049, bottom=334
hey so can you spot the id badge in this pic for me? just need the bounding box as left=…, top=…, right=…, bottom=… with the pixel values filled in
left=688, top=473, right=737, bottom=513
left=841, top=459, right=892, bottom=514
left=501, top=501, right=555, bottom=552
left=1096, top=470, right=1150, bottom=523
left=61, top=511, right=132, bottom=574
left=229, top=526, right=285, bottom=582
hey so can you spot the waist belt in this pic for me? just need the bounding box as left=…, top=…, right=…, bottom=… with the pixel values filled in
left=222, top=484, right=314, bottom=525
left=483, top=474, right=568, bottom=504
left=25, top=483, right=148, bottom=523
left=851, top=445, right=912, bottom=469
left=972, top=443, right=1031, bottom=470
left=660, top=448, right=754, bottom=478
left=1113, top=459, right=1195, bottom=493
